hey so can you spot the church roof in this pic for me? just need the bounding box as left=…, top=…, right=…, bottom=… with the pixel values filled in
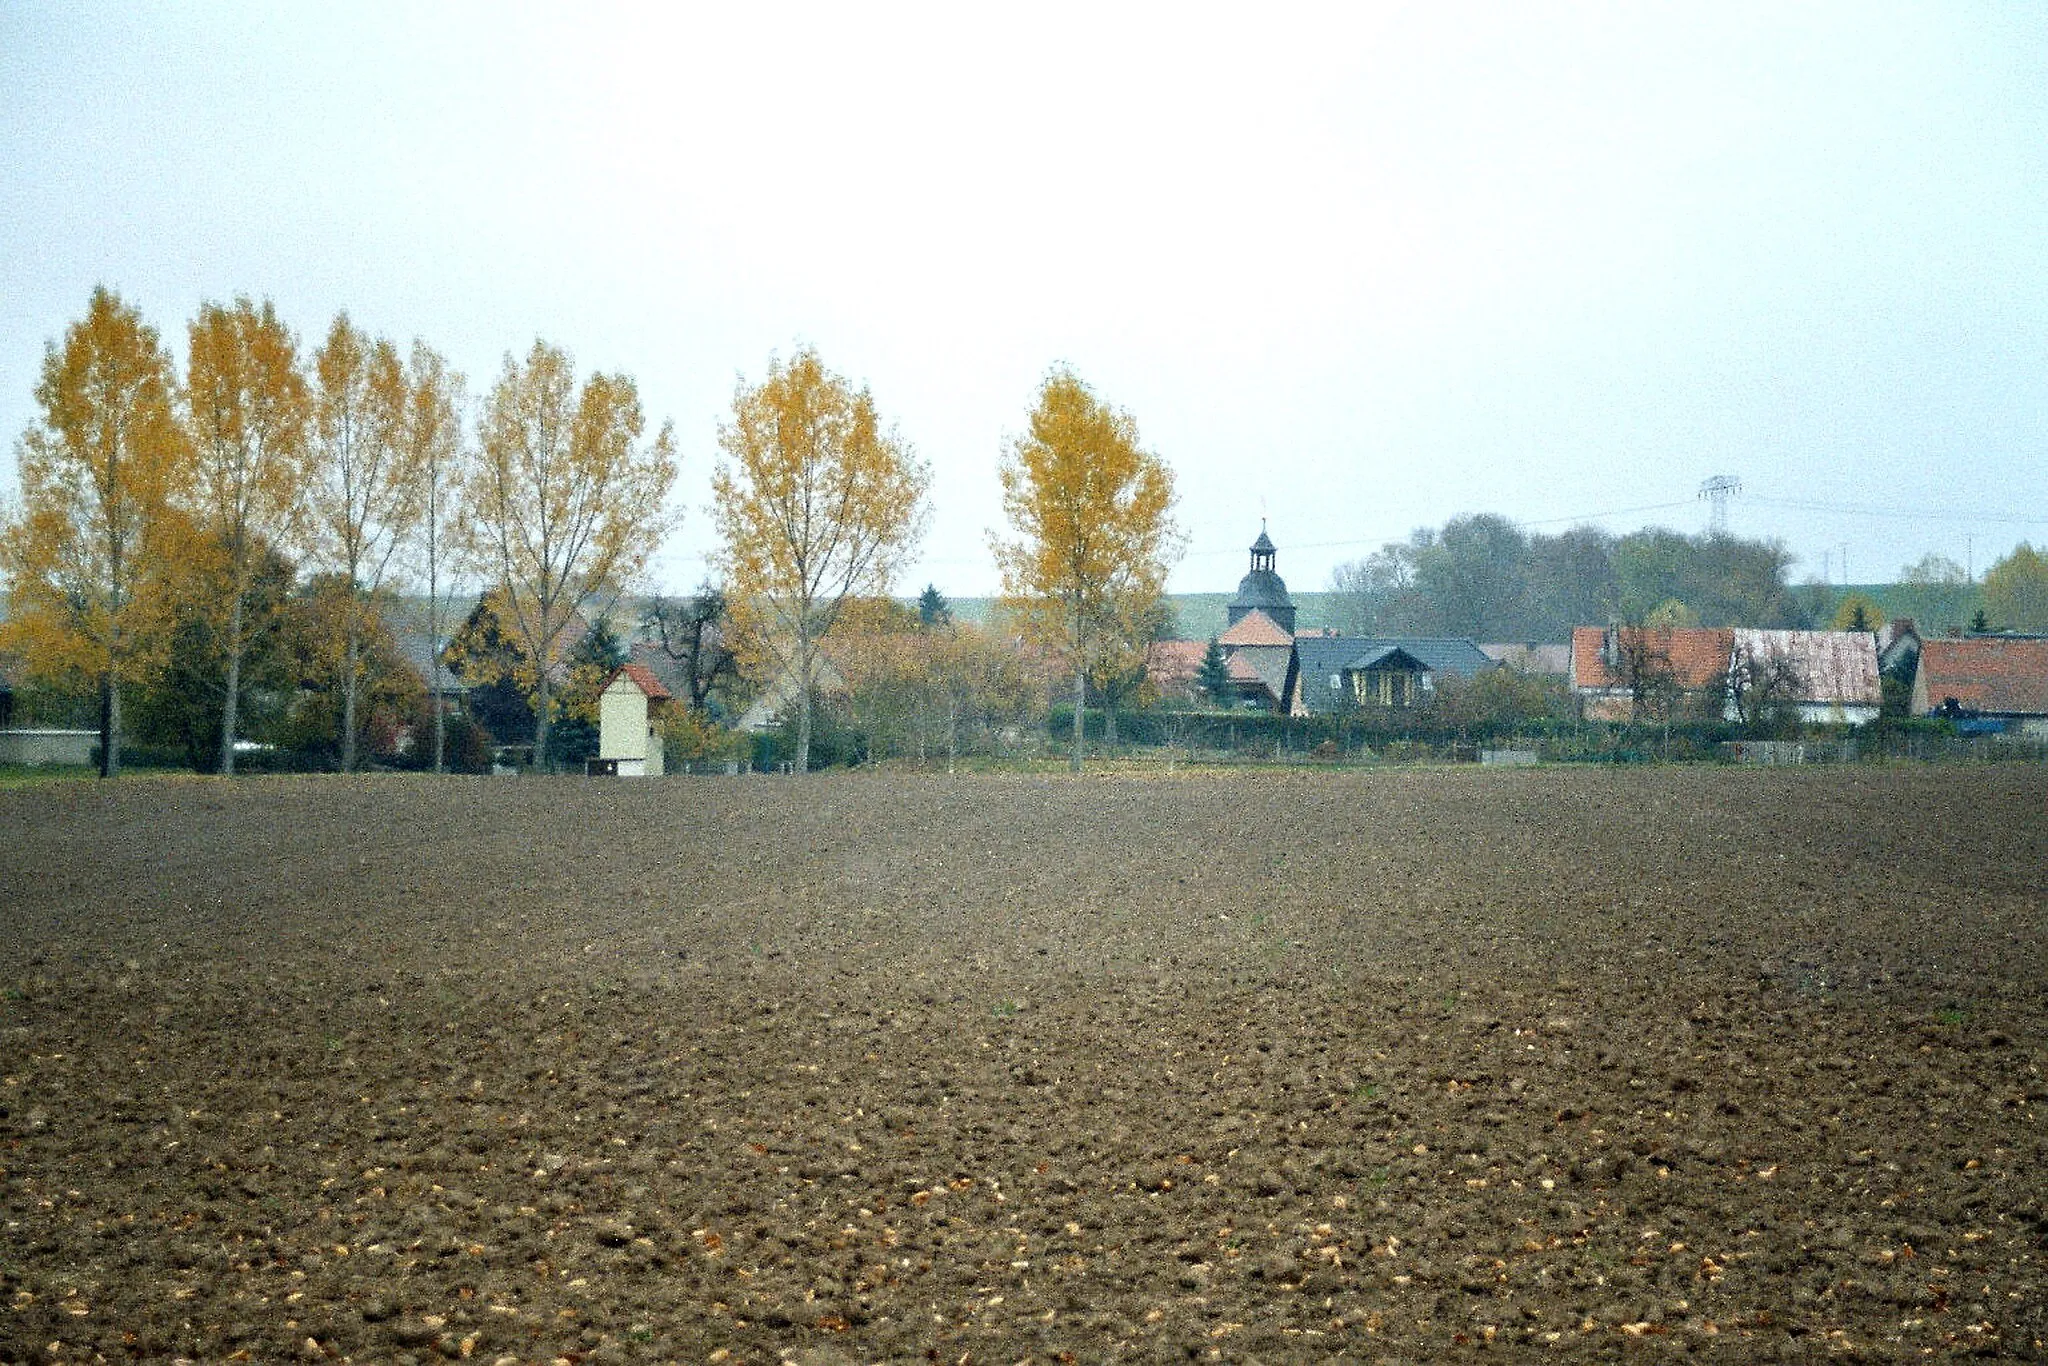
left=1250, top=529, right=1276, bottom=554
left=1231, top=568, right=1294, bottom=613
left=1218, top=610, right=1293, bottom=647
left=1228, top=643, right=1295, bottom=699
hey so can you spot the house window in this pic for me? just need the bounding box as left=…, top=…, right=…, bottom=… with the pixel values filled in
left=1330, top=673, right=1342, bottom=692
left=1356, top=669, right=1418, bottom=707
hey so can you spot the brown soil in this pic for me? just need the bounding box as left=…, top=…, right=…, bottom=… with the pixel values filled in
left=1, top=765, right=2043, bottom=1364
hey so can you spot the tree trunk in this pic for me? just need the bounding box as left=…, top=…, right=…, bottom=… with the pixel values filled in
left=795, top=683, right=813, bottom=775
left=219, top=591, right=244, bottom=776
left=1070, top=666, right=1085, bottom=773
left=98, top=670, right=119, bottom=779
left=793, top=632, right=814, bottom=774
left=340, top=624, right=359, bottom=773
left=429, top=590, right=445, bottom=775
left=533, top=668, right=551, bottom=772
left=427, top=481, right=446, bottom=775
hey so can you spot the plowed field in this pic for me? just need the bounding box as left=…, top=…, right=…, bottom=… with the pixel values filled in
left=2, top=765, right=2044, bottom=1363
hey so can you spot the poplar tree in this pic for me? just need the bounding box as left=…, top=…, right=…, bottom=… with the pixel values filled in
left=992, top=367, right=1180, bottom=772
left=184, top=296, right=312, bottom=775
left=711, top=347, right=929, bottom=774
left=398, top=341, right=467, bottom=773
left=305, top=313, right=418, bottom=771
left=463, top=340, right=676, bottom=764
left=0, top=287, right=190, bottom=777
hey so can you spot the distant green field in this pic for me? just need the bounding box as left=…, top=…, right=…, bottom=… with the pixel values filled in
left=365, top=579, right=1987, bottom=646
left=940, top=592, right=1347, bottom=640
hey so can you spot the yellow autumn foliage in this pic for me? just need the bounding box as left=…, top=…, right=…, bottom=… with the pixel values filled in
left=0, top=287, right=193, bottom=775
left=711, top=347, right=928, bottom=772
left=991, top=366, right=1181, bottom=770
left=462, top=340, right=677, bottom=758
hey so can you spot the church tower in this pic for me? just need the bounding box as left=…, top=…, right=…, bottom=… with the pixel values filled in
left=1226, top=525, right=1296, bottom=635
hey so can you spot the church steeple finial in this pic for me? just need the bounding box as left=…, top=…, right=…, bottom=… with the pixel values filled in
left=1249, top=523, right=1276, bottom=574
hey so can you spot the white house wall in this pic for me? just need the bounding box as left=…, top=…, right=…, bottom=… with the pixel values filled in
left=599, top=681, right=650, bottom=762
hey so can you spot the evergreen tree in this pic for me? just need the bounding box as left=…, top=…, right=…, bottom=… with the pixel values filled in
left=918, top=583, right=952, bottom=630
left=547, top=617, right=628, bottom=766
left=1196, top=638, right=1231, bottom=706
left=445, top=594, right=537, bottom=753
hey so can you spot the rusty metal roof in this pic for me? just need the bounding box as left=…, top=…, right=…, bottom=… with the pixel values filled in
left=1731, top=630, right=1881, bottom=706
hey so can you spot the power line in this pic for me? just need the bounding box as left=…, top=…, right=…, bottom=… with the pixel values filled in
left=1747, top=494, right=2045, bottom=526
left=1514, top=499, right=1698, bottom=529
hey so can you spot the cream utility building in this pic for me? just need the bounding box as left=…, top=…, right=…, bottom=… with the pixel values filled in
left=597, top=662, right=672, bottom=775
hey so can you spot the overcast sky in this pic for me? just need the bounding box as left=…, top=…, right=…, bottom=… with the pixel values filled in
left=4, top=2, right=2044, bottom=599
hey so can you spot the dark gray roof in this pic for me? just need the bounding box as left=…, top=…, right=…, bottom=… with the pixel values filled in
left=1293, top=635, right=1496, bottom=713
left=394, top=632, right=468, bottom=695
left=1231, top=568, right=1293, bottom=612
left=1250, top=529, right=1276, bottom=554
left=628, top=642, right=695, bottom=701
left=1230, top=643, right=1295, bottom=702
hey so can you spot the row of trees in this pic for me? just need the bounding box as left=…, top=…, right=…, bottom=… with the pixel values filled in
left=700, top=352, right=1182, bottom=775
left=1332, top=514, right=2048, bottom=641
left=1, top=287, right=676, bottom=775
left=1330, top=515, right=1804, bottom=640
left=5, top=290, right=1187, bottom=778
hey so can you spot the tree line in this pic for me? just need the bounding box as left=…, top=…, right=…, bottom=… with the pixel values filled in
left=23, top=287, right=2023, bottom=779
left=4, top=292, right=1186, bottom=777
left=1, top=287, right=675, bottom=776
left=1330, top=513, right=2048, bottom=640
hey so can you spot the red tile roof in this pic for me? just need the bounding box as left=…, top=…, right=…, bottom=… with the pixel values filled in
left=1219, top=610, right=1292, bottom=647
left=604, top=661, right=673, bottom=701
left=1225, top=652, right=1264, bottom=682
left=1145, top=639, right=1207, bottom=691
left=1571, top=626, right=1733, bottom=692
left=1916, top=637, right=2048, bottom=715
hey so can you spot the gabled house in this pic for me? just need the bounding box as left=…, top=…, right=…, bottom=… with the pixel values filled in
left=1291, top=635, right=1496, bottom=715
left=392, top=630, right=469, bottom=715
left=1728, top=629, right=1881, bottom=725
left=1570, top=626, right=1735, bottom=722
left=1572, top=625, right=1884, bottom=725
left=735, top=651, right=847, bottom=734
left=1479, top=642, right=1572, bottom=676
left=1911, top=636, right=2048, bottom=736
left=597, top=661, right=671, bottom=774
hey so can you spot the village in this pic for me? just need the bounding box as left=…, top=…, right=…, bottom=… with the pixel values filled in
left=5, top=11, right=2046, bottom=1360
left=6, top=521, right=2047, bottom=775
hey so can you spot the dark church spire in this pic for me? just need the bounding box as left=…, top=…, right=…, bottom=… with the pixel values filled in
left=1227, top=523, right=1296, bottom=634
